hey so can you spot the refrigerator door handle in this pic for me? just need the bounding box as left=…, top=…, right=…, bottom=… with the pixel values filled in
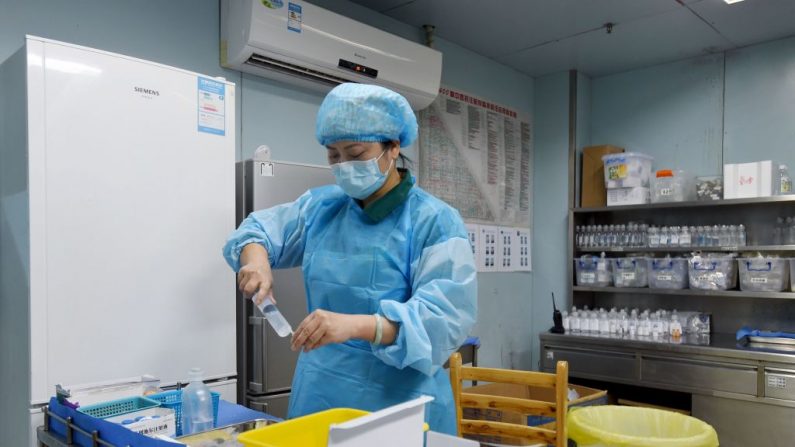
left=249, top=316, right=266, bottom=393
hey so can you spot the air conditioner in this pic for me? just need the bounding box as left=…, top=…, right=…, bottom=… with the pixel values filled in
left=220, top=0, right=442, bottom=110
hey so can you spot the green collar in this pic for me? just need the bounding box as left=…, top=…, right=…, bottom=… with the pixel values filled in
left=362, top=169, right=414, bottom=222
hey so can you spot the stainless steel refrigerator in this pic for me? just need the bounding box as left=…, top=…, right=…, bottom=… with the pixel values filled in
left=235, top=159, right=334, bottom=418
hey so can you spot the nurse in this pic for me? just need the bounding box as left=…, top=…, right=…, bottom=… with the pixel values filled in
left=223, top=83, right=477, bottom=434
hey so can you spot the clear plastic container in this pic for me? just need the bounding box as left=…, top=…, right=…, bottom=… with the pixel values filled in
left=611, top=257, right=649, bottom=288
left=651, top=170, right=696, bottom=203
left=696, top=176, right=723, bottom=201
left=575, top=256, right=612, bottom=287
left=738, top=257, right=790, bottom=292
left=602, top=152, right=654, bottom=189
left=181, top=368, right=215, bottom=435
left=688, top=254, right=738, bottom=290
left=648, top=257, right=689, bottom=289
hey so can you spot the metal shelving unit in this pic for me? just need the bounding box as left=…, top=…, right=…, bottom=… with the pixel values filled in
left=575, top=195, right=795, bottom=213
left=572, top=286, right=795, bottom=300
left=575, top=245, right=795, bottom=253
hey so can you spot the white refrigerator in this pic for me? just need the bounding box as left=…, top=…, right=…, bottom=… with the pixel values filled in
left=0, top=36, right=237, bottom=446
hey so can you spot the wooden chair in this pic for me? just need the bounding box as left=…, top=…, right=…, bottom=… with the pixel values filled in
left=449, top=353, right=569, bottom=447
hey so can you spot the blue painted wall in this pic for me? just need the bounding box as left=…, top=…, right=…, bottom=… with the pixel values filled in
left=724, top=36, right=795, bottom=169
left=530, top=72, right=570, bottom=370
left=0, top=0, right=535, bottom=375
left=590, top=54, right=725, bottom=177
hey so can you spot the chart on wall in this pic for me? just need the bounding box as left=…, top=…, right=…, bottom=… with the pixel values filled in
left=418, top=86, right=532, bottom=227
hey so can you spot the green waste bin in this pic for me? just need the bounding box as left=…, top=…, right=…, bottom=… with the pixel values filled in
left=568, top=406, right=719, bottom=447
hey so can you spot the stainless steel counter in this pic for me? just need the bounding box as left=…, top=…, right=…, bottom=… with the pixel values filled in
left=540, top=332, right=795, bottom=447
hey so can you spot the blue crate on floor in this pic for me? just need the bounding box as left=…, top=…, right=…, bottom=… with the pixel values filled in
left=147, top=389, right=220, bottom=436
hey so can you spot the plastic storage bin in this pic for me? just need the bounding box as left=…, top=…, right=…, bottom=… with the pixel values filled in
left=648, top=258, right=689, bottom=289
left=651, top=170, right=696, bottom=203
left=738, top=258, right=790, bottom=292
left=689, top=255, right=737, bottom=290
left=238, top=408, right=369, bottom=447
left=147, top=389, right=220, bottom=436
left=78, top=396, right=160, bottom=419
left=602, top=152, right=654, bottom=189
left=575, top=256, right=613, bottom=287
left=612, top=257, right=648, bottom=288
left=568, top=406, right=719, bottom=447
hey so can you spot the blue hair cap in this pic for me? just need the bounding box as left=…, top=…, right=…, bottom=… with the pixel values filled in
left=316, top=83, right=418, bottom=148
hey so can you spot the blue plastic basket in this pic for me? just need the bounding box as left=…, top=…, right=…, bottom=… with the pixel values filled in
left=78, top=396, right=160, bottom=419
left=147, top=390, right=220, bottom=436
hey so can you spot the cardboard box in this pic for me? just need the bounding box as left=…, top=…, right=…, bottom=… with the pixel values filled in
left=607, top=187, right=650, bottom=206
left=724, top=161, right=779, bottom=199
left=462, top=382, right=607, bottom=446
left=581, top=145, right=624, bottom=207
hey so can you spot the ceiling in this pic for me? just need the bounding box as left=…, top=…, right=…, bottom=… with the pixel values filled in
left=347, top=0, right=795, bottom=77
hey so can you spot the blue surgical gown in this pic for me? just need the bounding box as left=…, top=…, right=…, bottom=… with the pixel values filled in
left=223, top=177, right=477, bottom=434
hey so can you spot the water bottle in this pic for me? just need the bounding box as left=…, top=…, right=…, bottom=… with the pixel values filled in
left=181, top=368, right=214, bottom=435
left=680, top=226, right=692, bottom=247
left=648, top=226, right=660, bottom=248
left=738, top=224, right=747, bottom=246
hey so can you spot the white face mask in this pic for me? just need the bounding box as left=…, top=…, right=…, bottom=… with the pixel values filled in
left=331, top=150, right=393, bottom=200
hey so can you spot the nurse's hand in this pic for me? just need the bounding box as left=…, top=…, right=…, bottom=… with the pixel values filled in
left=291, top=310, right=356, bottom=352
left=238, top=244, right=274, bottom=305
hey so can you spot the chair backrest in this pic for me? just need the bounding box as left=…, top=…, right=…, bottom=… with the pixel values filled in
left=449, top=353, right=569, bottom=447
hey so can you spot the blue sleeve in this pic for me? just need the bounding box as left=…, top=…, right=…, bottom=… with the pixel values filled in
left=372, top=210, right=478, bottom=377
left=222, top=190, right=314, bottom=272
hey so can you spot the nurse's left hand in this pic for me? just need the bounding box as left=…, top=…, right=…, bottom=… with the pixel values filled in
left=291, top=309, right=356, bottom=352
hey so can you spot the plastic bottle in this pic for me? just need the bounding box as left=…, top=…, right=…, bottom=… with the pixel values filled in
left=669, top=226, right=680, bottom=247
left=719, top=225, right=730, bottom=246
left=571, top=311, right=580, bottom=333
left=619, top=309, right=629, bottom=335
left=181, top=368, right=214, bottom=435
left=738, top=224, right=747, bottom=247
left=680, top=226, right=692, bottom=247
left=787, top=217, right=795, bottom=245
left=628, top=309, right=639, bottom=337
left=774, top=218, right=784, bottom=245
left=562, top=311, right=570, bottom=332
left=598, top=310, right=610, bottom=335
left=712, top=225, right=721, bottom=246
left=659, top=227, right=669, bottom=247
left=728, top=225, right=738, bottom=247
left=695, top=226, right=704, bottom=247
left=670, top=314, right=683, bottom=339
left=648, top=226, right=660, bottom=248
left=780, top=164, right=792, bottom=195
left=640, top=224, right=649, bottom=247
left=589, top=311, right=600, bottom=333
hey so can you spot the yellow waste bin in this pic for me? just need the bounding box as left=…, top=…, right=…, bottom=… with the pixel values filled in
left=568, top=406, right=719, bottom=447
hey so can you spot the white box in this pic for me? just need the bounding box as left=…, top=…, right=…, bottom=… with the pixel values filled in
left=106, top=407, right=176, bottom=438
left=724, top=161, right=779, bottom=199
left=607, top=187, right=650, bottom=206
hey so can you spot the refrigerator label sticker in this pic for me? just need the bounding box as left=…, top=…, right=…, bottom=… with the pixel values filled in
left=288, top=3, right=302, bottom=33
left=198, top=77, right=226, bottom=136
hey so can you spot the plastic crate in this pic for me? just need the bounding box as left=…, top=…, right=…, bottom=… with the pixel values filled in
left=602, top=152, right=653, bottom=189
left=648, top=258, right=689, bottom=289
left=611, top=257, right=649, bottom=288
left=147, top=389, right=220, bottom=436
left=238, top=408, right=368, bottom=447
left=738, top=258, right=790, bottom=292
left=689, top=255, right=737, bottom=290
left=574, top=256, right=612, bottom=287
left=78, top=396, right=160, bottom=419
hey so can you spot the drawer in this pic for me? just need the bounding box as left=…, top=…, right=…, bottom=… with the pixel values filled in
left=641, top=356, right=757, bottom=395
left=765, top=369, right=795, bottom=401
left=544, top=346, right=636, bottom=381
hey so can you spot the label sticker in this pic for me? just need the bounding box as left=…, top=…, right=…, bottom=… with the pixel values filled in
left=660, top=187, right=673, bottom=196
left=622, top=272, right=636, bottom=280
left=750, top=277, right=768, bottom=284
left=581, top=272, right=596, bottom=283
left=546, top=352, right=554, bottom=360
left=657, top=274, right=673, bottom=281
left=259, top=162, right=275, bottom=177
left=608, top=163, right=628, bottom=180
left=768, top=375, right=787, bottom=389
left=261, top=0, right=284, bottom=8
left=197, top=77, right=225, bottom=136
left=288, top=2, right=302, bottom=33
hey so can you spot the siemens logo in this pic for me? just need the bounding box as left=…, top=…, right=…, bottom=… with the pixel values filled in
left=134, top=87, right=160, bottom=96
